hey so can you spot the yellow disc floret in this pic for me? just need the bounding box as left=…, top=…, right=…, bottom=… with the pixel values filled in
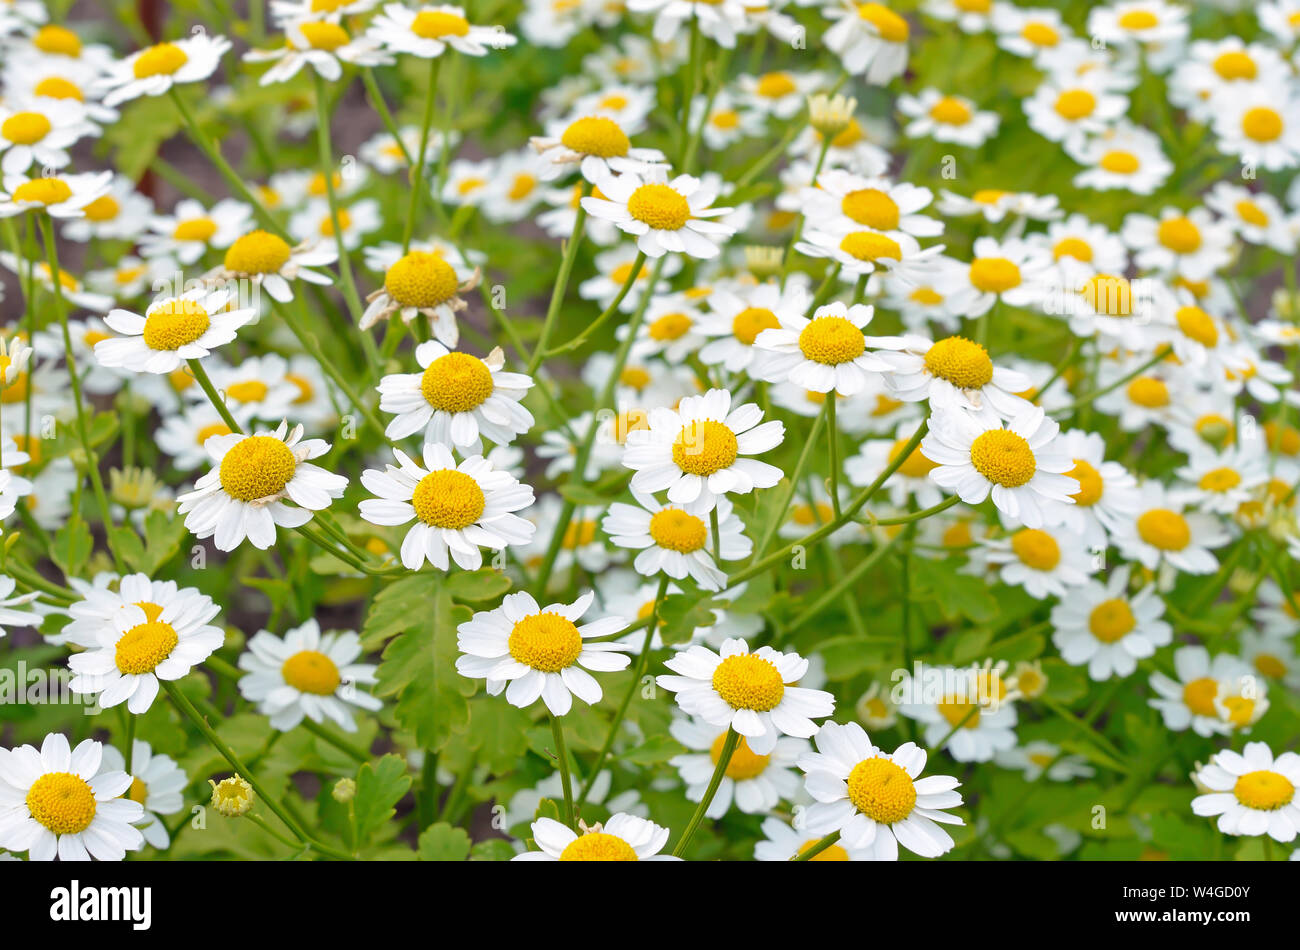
left=969, top=429, right=1037, bottom=488
left=142, top=298, right=211, bottom=351
left=1011, top=528, right=1060, bottom=570
left=1136, top=509, right=1191, bottom=551
left=11, top=177, right=72, bottom=206
left=712, top=733, right=771, bottom=779
left=560, top=116, right=630, bottom=158
left=26, top=773, right=97, bottom=836
left=420, top=351, right=494, bottom=414
left=1233, top=770, right=1295, bottom=810
left=281, top=650, right=342, bottom=695
left=2, top=112, right=52, bottom=146
left=968, top=257, right=1021, bottom=293
left=1089, top=598, right=1136, bottom=643
left=218, top=435, right=297, bottom=502
left=798, top=315, right=865, bottom=365
left=411, top=10, right=471, bottom=38
left=924, top=336, right=993, bottom=389
left=133, top=42, right=189, bottom=79
left=627, top=183, right=690, bottom=230
left=838, top=231, right=902, bottom=263
left=115, top=620, right=179, bottom=675
left=508, top=612, right=582, bottom=672
left=732, top=307, right=779, bottom=345
left=411, top=469, right=485, bottom=529
left=648, top=507, right=708, bottom=553
left=856, top=3, right=909, bottom=42
left=712, top=653, right=785, bottom=711
left=846, top=756, right=916, bottom=824
left=840, top=188, right=900, bottom=230
left=672, top=419, right=738, bottom=476
left=1066, top=458, right=1103, bottom=506
left=559, top=832, right=637, bottom=861
left=385, top=252, right=459, bottom=308
left=224, top=230, right=292, bottom=275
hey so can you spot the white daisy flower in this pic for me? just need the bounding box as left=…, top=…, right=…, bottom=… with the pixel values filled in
left=696, top=278, right=807, bottom=373
left=821, top=0, right=911, bottom=84
left=377, top=342, right=534, bottom=450
left=367, top=3, right=517, bottom=58
left=623, top=387, right=784, bottom=510
left=0, top=575, right=40, bottom=637
left=177, top=420, right=348, bottom=551
left=238, top=619, right=381, bottom=732
left=995, top=741, right=1096, bottom=782
left=871, top=332, right=1032, bottom=421
left=138, top=197, right=251, bottom=265
left=898, top=89, right=1000, bottom=147
left=0, top=734, right=144, bottom=861
left=800, top=168, right=942, bottom=240
left=1050, top=428, right=1139, bottom=548
left=1173, top=445, right=1269, bottom=516
left=669, top=715, right=806, bottom=818
left=1148, top=645, right=1250, bottom=737
left=99, top=740, right=186, bottom=850
left=1211, top=85, right=1300, bottom=172
left=1086, top=0, right=1188, bottom=72
left=657, top=637, right=835, bottom=754
left=93, top=286, right=256, bottom=375
left=1169, top=39, right=1290, bottom=125
left=602, top=492, right=750, bottom=591
left=899, top=662, right=1020, bottom=763
left=0, top=95, right=94, bottom=174
left=941, top=236, right=1054, bottom=318
left=977, top=520, right=1095, bottom=599
left=455, top=590, right=631, bottom=716
left=846, top=429, right=944, bottom=509
left=204, top=229, right=337, bottom=304
left=245, top=17, right=391, bottom=84
left=936, top=187, right=1061, bottom=223
left=359, top=442, right=535, bottom=571
left=626, top=0, right=755, bottom=48
left=1121, top=207, right=1233, bottom=282
left=798, top=721, right=964, bottom=859
left=67, top=588, right=224, bottom=714
left=736, top=69, right=825, bottom=119
left=1091, top=351, right=1184, bottom=431
left=753, top=301, right=891, bottom=395
left=922, top=405, right=1078, bottom=529
left=155, top=404, right=251, bottom=471
left=1204, top=182, right=1294, bottom=254
left=1067, top=122, right=1172, bottom=195
left=97, top=33, right=232, bottom=107
left=59, top=173, right=152, bottom=243
left=1031, top=212, right=1129, bottom=278
left=1252, top=580, right=1300, bottom=638
left=0, top=169, right=110, bottom=218
left=1192, top=743, right=1300, bottom=842
left=582, top=167, right=736, bottom=259
left=991, top=5, right=1072, bottom=65
left=1023, top=75, right=1129, bottom=149
left=513, top=813, right=679, bottom=860
left=754, top=815, right=877, bottom=860
left=531, top=112, right=667, bottom=183
left=794, top=226, right=942, bottom=281
left=360, top=245, right=479, bottom=338
left=1051, top=566, right=1171, bottom=680
left=1112, top=482, right=1230, bottom=576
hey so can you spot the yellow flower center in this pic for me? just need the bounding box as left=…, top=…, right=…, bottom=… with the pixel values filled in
left=969, top=257, right=1021, bottom=294
left=34, top=76, right=84, bottom=100
left=300, top=21, right=350, bottom=50
left=1198, top=466, right=1241, bottom=493
left=937, top=695, right=981, bottom=728
left=672, top=419, right=738, bottom=476
left=890, top=438, right=938, bottom=478
left=972, top=189, right=1008, bottom=204
left=33, top=25, right=83, bottom=57
left=1175, top=305, right=1217, bottom=347
left=411, top=10, right=471, bottom=38
left=612, top=409, right=649, bottom=444
left=649, top=312, right=692, bottom=341
left=855, top=3, right=909, bottom=42
left=798, top=838, right=850, bottom=860
left=1233, top=770, right=1295, bottom=810
left=711, top=110, right=740, bottom=129
left=1234, top=199, right=1268, bottom=227
left=626, top=183, right=690, bottom=231
left=1157, top=216, right=1201, bottom=254
left=929, top=96, right=972, bottom=125
left=560, top=115, right=630, bottom=158
left=2, top=112, right=51, bottom=145
left=840, top=188, right=899, bottom=230
left=731, top=306, right=779, bottom=345
left=1099, top=150, right=1140, bottom=174
left=508, top=612, right=582, bottom=672
left=1021, top=22, right=1059, bottom=46
left=1136, top=508, right=1190, bottom=550
left=508, top=173, right=537, bottom=201
left=1089, top=598, right=1135, bottom=642
left=712, top=732, right=771, bottom=779
left=1126, top=376, right=1169, bottom=408
left=954, top=0, right=990, bottom=10
left=26, top=773, right=97, bottom=835
left=1011, top=528, right=1060, bottom=570
left=133, top=42, right=189, bottom=79
left=1180, top=677, right=1217, bottom=716
left=411, top=469, right=485, bottom=529
left=846, top=756, right=917, bottom=824
left=218, top=435, right=297, bottom=502
left=563, top=519, right=598, bottom=549
left=910, top=286, right=944, bottom=305
left=224, top=230, right=292, bottom=275
left=1066, top=458, right=1104, bottom=506
left=797, top=315, right=865, bottom=365
left=942, top=522, right=973, bottom=547
left=173, top=216, right=217, bottom=242
left=792, top=502, right=834, bottom=525
left=1265, top=422, right=1300, bottom=456
left=1213, top=51, right=1256, bottom=81
left=11, top=177, right=72, bottom=206
left=82, top=195, right=121, bottom=222
left=281, top=649, right=341, bottom=695
left=127, top=777, right=149, bottom=805
left=1117, top=9, right=1158, bottom=30
left=969, top=429, right=1037, bottom=488
left=1053, top=237, right=1093, bottom=261
left=1254, top=654, right=1287, bottom=678
left=385, top=251, right=459, bottom=308
left=924, top=336, right=993, bottom=389
left=1054, top=89, right=1096, bottom=120
left=648, top=507, right=708, bottom=553
left=838, top=231, right=902, bottom=262
left=711, top=654, right=785, bottom=711
left=197, top=422, right=231, bottom=445
left=559, top=832, right=638, bottom=861
left=141, top=298, right=211, bottom=351
left=319, top=207, right=351, bottom=237
left=756, top=71, right=797, bottom=97
left=420, top=351, right=494, bottom=414
left=225, top=381, right=268, bottom=404
left=115, top=620, right=179, bottom=674
left=1242, top=107, right=1283, bottom=142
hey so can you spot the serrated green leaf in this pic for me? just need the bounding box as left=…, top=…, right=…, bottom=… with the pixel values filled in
left=353, top=754, right=412, bottom=845
left=417, top=822, right=471, bottom=861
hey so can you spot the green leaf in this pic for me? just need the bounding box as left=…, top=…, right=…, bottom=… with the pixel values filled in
left=908, top=559, right=998, bottom=622
left=108, top=525, right=147, bottom=572
left=374, top=585, right=473, bottom=751
left=352, top=754, right=412, bottom=845
left=444, top=568, right=513, bottom=604
left=51, top=515, right=92, bottom=578
left=362, top=574, right=437, bottom=649
left=469, top=839, right=517, bottom=861
left=138, top=510, right=189, bottom=574
left=658, top=593, right=721, bottom=645
left=620, top=734, right=683, bottom=765
left=417, top=822, right=471, bottom=861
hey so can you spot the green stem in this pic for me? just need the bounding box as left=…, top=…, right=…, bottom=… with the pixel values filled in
left=528, top=181, right=593, bottom=372
left=551, top=715, right=576, bottom=831
left=402, top=56, right=441, bottom=253
left=671, top=726, right=738, bottom=857
left=186, top=358, right=243, bottom=434
left=790, top=830, right=840, bottom=861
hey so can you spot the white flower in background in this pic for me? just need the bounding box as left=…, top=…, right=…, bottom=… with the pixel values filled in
left=0, top=169, right=110, bottom=218
left=626, top=0, right=755, bottom=49
left=821, top=0, right=911, bottom=84
left=898, top=89, right=1000, bottom=147
left=1066, top=122, right=1172, bottom=194
left=97, top=33, right=232, bottom=106
left=99, top=740, right=186, bottom=850
left=696, top=278, right=807, bottom=373
left=93, top=286, right=256, bottom=375
left=0, top=95, right=93, bottom=174
left=753, top=301, right=891, bottom=395
left=1192, top=743, right=1300, bottom=842
left=872, top=333, right=1032, bottom=421
left=976, top=521, right=1095, bottom=599
left=669, top=715, right=806, bottom=818
left=238, top=619, right=381, bottom=732
left=0, top=575, right=40, bottom=637
left=513, top=813, right=679, bottom=860
left=245, top=17, right=392, bottom=84
left=602, top=492, right=750, bottom=591
left=1051, top=566, right=1172, bottom=680
left=1148, top=645, right=1252, bottom=737
left=359, top=443, right=535, bottom=571
left=204, top=229, right=337, bottom=304
left=1112, top=482, right=1230, bottom=576
left=583, top=167, right=735, bottom=259
left=367, top=3, right=518, bottom=58
left=754, top=815, right=877, bottom=860
left=995, top=742, right=1096, bottom=782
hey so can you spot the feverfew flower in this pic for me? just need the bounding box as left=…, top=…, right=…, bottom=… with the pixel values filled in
left=93, top=286, right=256, bottom=375
left=753, top=301, right=891, bottom=396
left=1192, top=743, right=1300, bottom=843
left=97, top=33, right=232, bottom=107
left=583, top=167, right=736, bottom=259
